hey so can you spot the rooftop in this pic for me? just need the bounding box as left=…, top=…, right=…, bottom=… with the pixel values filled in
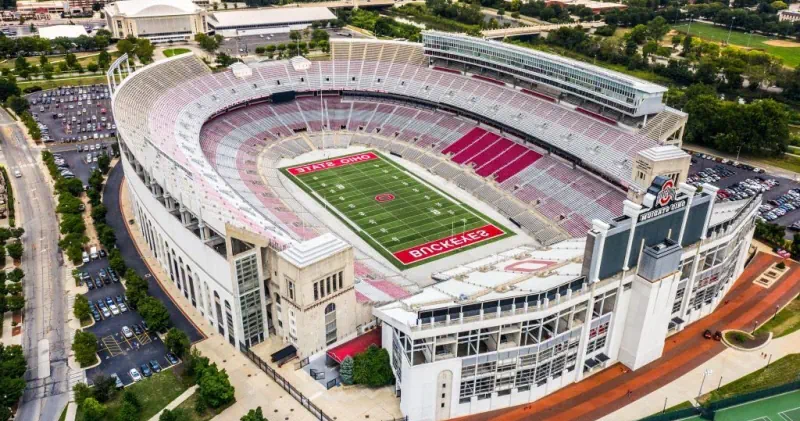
left=377, top=238, right=586, bottom=325
left=279, top=233, right=350, bottom=268
left=37, top=25, right=87, bottom=39
left=423, top=31, right=668, bottom=94
left=209, top=7, right=335, bottom=29
left=105, top=0, right=201, bottom=18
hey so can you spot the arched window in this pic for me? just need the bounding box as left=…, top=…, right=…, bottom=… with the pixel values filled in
left=325, top=303, right=337, bottom=345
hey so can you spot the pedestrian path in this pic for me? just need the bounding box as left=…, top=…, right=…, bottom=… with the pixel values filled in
left=148, top=385, right=197, bottom=421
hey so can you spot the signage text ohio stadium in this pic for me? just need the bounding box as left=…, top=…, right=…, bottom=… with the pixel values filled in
left=393, top=224, right=505, bottom=265
left=638, top=198, right=687, bottom=223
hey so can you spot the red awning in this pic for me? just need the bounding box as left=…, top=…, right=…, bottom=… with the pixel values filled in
left=326, top=327, right=382, bottom=364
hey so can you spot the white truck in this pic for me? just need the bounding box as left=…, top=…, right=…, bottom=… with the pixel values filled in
left=90, top=246, right=98, bottom=260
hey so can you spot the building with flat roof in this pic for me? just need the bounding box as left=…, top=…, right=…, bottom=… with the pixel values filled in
left=16, top=1, right=68, bottom=15
left=779, top=10, right=800, bottom=22
left=104, top=0, right=209, bottom=43
left=208, top=7, right=335, bottom=37
left=37, top=24, right=88, bottom=39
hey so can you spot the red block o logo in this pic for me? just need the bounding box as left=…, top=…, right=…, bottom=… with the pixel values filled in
left=375, top=193, right=395, bottom=203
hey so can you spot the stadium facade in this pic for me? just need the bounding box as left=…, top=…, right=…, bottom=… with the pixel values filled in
left=110, top=32, right=755, bottom=421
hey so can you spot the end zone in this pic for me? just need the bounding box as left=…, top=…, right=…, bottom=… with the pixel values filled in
left=393, top=224, right=505, bottom=265
left=286, top=151, right=379, bottom=175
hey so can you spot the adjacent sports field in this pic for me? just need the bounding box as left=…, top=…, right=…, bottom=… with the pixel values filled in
left=670, top=22, right=800, bottom=67
left=679, top=390, right=800, bottom=421
left=282, top=151, right=514, bottom=269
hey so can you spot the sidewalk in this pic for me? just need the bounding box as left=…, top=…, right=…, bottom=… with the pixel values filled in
left=149, top=385, right=198, bottom=421
left=600, top=330, right=800, bottom=421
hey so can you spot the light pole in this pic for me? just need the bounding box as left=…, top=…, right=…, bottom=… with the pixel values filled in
left=736, top=144, right=742, bottom=162
left=698, top=368, right=713, bottom=397
left=726, top=17, right=736, bottom=45
left=752, top=320, right=758, bottom=334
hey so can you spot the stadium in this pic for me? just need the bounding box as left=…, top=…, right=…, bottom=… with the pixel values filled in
left=110, top=31, right=757, bottom=421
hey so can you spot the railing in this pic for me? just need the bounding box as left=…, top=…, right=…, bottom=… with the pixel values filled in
left=295, top=356, right=310, bottom=370
left=241, top=344, right=334, bottom=421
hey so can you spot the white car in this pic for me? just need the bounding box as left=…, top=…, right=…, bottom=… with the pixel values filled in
left=101, top=307, right=111, bottom=318
left=13, top=169, right=21, bottom=178
left=129, top=368, right=142, bottom=382
left=122, top=325, right=133, bottom=338
left=109, top=304, right=119, bottom=316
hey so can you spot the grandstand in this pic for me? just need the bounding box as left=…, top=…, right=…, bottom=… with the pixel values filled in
left=107, top=32, right=755, bottom=421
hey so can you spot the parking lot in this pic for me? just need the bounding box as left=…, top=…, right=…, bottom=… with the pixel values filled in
left=689, top=152, right=800, bottom=239
left=26, top=85, right=116, bottom=144
left=219, top=27, right=365, bottom=56
left=82, top=255, right=180, bottom=387
left=50, top=147, right=113, bottom=185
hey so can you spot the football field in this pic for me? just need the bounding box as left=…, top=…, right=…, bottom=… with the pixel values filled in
left=282, top=151, right=514, bottom=268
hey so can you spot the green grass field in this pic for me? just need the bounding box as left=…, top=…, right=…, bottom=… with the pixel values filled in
left=282, top=151, right=513, bottom=269
left=670, top=22, right=800, bottom=67
left=163, top=48, right=191, bottom=58
left=714, top=390, right=800, bottom=421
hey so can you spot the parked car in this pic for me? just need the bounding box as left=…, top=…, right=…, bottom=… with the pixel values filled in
left=122, top=326, right=133, bottom=339
left=129, top=368, right=142, bottom=382
left=166, top=353, right=179, bottom=365
left=111, top=373, right=124, bottom=389
left=140, top=364, right=152, bottom=378
left=149, top=360, right=162, bottom=373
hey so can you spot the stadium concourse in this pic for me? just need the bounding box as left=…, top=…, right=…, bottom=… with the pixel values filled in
left=106, top=31, right=763, bottom=421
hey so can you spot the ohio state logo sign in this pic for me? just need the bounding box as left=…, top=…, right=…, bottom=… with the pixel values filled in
left=375, top=193, right=395, bottom=203
left=656, top=179, right=676, bottom=207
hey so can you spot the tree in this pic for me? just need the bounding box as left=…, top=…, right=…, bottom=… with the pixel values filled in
left=98, top=154, right=110, bottom=173
left=160, top=409, right=189, bottom=421
left=215, top=53, right=237, bottom=68
left=340, top=355, right=354, bottom=385
left=241, top=407, right=266, bottom=421
left=91, top=203, right=106, bottom=223
left=74, top=294, right=91, bottom=321
left=72, top=382, right=93, bottom=406
left=197, top=364, right=235, bottom=408
left=5, top=242, right=22, bottom=260
left=116, top=39, right=136, bottom=58
left=81, top=398, right=106, bottom=421
left=791, top=233, right=800, bottom=259
left=7, top=268, right=24, bottom=283
left=57, top=193, right=83, bottom=214
left=0, top=77, right=20, bottom=102
left=93, top=374, right=118, bottom=402
left=109, top=249, right=126, bottom=275
left=125, top=269, right=149, bottom=308
left=352, top=345, right=394, bottom=387
left=290, top=30, right=302, bottom=43
left=72, top=330, right=98, bottom=367
left=165, top=328, right=191, bottom=358
left=9, top=228, right=22, bottom=239
left=87, top=63, right=98, bottom=73
left=65, top=53, right=78, bottom=69
left=195, top=33, right=221, bottom=53
left=60, top=213, right=86, bottom=235
left=5, top=95, right=28, bottom=115
left=97, top=50, right=111, bottom=69
left=138, top=296, right=171, bottom=332
left=135, top=38, right=155, bottom=63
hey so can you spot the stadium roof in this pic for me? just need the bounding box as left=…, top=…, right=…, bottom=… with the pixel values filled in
left=375, top=239, right=588, bottom=326
left=105, top=0, right=201, bottom=18
left=425, top=31, right=667, bottom=94
left=37, top=25, right=87, bottom=39
left=209, top=7, right=336, bottom=29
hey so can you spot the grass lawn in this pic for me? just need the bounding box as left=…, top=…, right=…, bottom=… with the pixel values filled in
left=758, top=154, right=800, bottom=174
left=18, top=75, right=107, bottom=90
left=282, top=150, right=514, bottom=269
left=58, top=407, right=67, bottom=421
left=756, top=296, right=800, bottom=338
left=76, top=369, right=193, bottom=421
left=670, top=21, right=800, bottom=67
left=665, top=400, right=694, bottom=412
left=171, top=392, right=232, bottom=421
left=164, top=48, right=191, bottom=58
left=701, top=353, right=800, bottom=403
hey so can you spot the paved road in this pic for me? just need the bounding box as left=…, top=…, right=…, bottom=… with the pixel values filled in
left=0, top=110, right=71, bottom=421
left=103, top=164, right=204, bottom=342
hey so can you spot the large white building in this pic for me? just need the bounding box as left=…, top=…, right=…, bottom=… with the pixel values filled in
left=208, top=7, right=336, bottom=37
left=104, top=0, right=208, bottom=43
left=109, top=33, right=754, bottom=421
